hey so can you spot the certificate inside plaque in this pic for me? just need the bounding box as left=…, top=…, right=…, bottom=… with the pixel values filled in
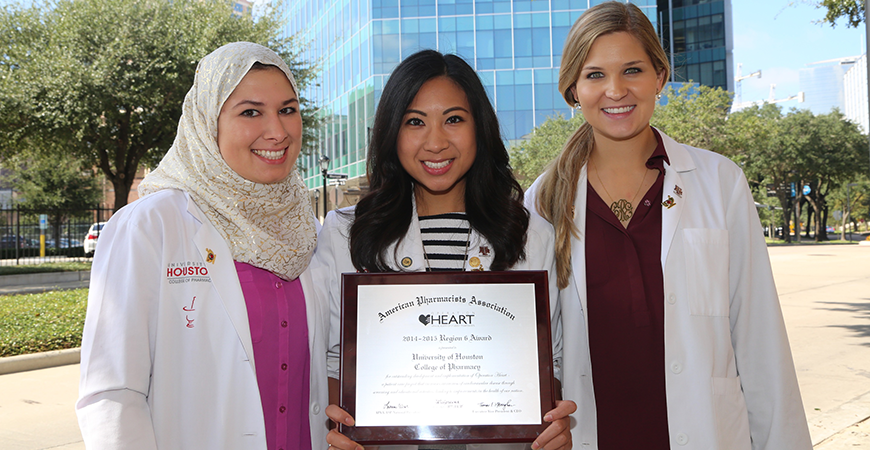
left=339, top=270, right=555, bottom=445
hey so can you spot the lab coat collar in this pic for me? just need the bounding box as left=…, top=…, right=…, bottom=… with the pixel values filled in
left=185, top=193, right=258, bottom=374
left=656, top=130, right=694, bottom=269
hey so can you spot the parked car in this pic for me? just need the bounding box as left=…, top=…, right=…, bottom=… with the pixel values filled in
left=0, top=235, right=27, bottom=249
left=84, top=222, right=107, bottom=256
left=764, top=226, right=783, bottom=238
left=826, top=226, right=835, bottom=234
left=46, top=238, right=84, bottom=248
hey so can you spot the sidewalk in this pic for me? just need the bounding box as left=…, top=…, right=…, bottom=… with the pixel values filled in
left=0, top=270, right=90, bottom=296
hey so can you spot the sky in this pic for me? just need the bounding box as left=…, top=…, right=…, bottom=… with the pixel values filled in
left=731, top=0, right=865, bottom=108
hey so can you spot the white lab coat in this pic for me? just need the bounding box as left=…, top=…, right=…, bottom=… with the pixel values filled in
left=525, top=130, right=811, bottom=450
left=312, top=205, right=563, bottom=449
left=76, top=189, right=330, bottom=450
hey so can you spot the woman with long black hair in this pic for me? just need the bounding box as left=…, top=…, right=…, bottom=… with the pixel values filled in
left=315, top=49, right=575, bottom=450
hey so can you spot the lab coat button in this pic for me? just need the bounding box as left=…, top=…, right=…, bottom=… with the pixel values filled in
left=312, top=403, right=321, bottom=415
left=670, top=362, right=682, bottom=374
left=676, top=433, right=688, bottom=445
left=667, top=294, right=676, bottom=304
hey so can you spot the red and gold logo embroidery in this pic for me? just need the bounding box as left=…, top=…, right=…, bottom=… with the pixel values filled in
left=206, top=248, right=216, bottom=264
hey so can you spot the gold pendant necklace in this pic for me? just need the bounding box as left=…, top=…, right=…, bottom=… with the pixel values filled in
left=591, top=158, right=650, bottom=223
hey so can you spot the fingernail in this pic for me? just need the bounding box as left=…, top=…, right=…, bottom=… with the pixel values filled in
left=544, top=414, right=553, bottom=421
left=531, top=442, right=540, bottom=450
left=345, top=417, right=354, bottom=425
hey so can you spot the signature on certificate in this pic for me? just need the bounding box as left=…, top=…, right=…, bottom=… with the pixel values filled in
left=383, top=401, right=409, bottom=410
left=478, top=400, right=515, bottom=410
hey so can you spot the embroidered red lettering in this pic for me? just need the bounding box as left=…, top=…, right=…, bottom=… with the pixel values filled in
left=183, top=296, right=196, bottom=311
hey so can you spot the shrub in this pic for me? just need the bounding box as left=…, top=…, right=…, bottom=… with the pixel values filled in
left=0, top=289, right=88, bottom=357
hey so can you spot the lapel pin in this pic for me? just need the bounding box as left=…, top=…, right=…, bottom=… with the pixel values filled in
left=205, top=248, right=216, bottom=264
left=674, top=185, right=683, bottom=197
left=469, top=256, right=481, bottom=268
left=479, top=246, right=491, bottom=256
left=401, top=257, right=413, bottom=268
left=662, top=195, right=676, bottom=209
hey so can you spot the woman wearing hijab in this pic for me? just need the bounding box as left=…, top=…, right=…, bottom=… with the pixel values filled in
left=526, top=3, right=810, bottom=449
left=76, top=42, right=329, bottom=450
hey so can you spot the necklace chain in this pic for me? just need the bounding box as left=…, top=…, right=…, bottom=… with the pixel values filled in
left=423, top=225, right=472, bottom=272
left=590, top=158, right=650, bottom=223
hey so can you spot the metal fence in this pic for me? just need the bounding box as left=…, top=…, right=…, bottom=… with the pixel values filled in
left=0, top=207, right=114, bottom=266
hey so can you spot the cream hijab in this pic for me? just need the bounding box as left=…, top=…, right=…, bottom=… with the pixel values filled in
left=139, top=42, right=316, bottom=281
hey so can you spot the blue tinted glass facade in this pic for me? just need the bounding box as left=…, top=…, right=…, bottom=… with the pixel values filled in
left=657, top=0, right=732, bottom=90
left=282, top=0, right=727, bottom=189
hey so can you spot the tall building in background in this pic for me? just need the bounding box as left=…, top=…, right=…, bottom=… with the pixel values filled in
left=281, top=0, right=732, bottom=204
left=233, top=0, right=253, bottom=16
left=657, top=0, right=732, bottom=91
left=799, top=57, right=857, bottom=117
left=844, top=54, right=867, bottom=133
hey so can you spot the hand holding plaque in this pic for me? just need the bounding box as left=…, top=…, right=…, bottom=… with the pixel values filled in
left=337, top=271, right=557, bottom=446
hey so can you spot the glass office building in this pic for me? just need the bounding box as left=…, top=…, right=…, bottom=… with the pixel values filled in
left=657, top=0, right=732, bottom=90
left=281, top=0, right=730, bottom=202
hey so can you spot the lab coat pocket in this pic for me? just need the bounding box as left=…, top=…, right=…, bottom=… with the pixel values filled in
left=711, top=376, right=751, bottom=450
left=682, top=228, right=729, bottom=316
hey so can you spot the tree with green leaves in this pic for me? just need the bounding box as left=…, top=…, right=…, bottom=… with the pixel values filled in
left=651, top=84, right=733, bottom=155
left=509, top=113, right=585, bottom=189
left=788, top=109, right=866, bottom=241
left=0, top=0, right=319, bottom=211
left=5, top=150, right=102, bottom=248
left=727, top=103, right=800, bottom=241
left=817, top=0, right=864, bottom=27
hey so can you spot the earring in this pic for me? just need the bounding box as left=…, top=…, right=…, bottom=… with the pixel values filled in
left=655, top=93, right=662, bottom=100
left=574, top=102, right=582, bottom=110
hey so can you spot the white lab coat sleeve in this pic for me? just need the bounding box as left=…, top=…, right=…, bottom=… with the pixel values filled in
left=315, top=210, right=349, bottom=380
left=526, top=214, right=562, bottom=383
left=725, top=171, right=811, bottom=450
left=76, top=207, right=161, bottom=449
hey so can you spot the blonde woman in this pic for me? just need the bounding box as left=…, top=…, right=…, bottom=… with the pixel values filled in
left=526, top=2, right=811, bottom=449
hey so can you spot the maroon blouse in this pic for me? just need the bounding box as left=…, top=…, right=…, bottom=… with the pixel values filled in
left=585, top=130, right=670, bottom=449
left=235, top=261, right=312, bottom=450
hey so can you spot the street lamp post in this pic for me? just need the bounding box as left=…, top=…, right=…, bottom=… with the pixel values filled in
left=319, top=155, right=330, bottom=220
left=313, top=189, right=320, bottom=220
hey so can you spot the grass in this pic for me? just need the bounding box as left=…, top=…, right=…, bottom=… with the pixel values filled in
left=0, top=261, right=91, bottom=276
left=0, top=288, right=88, bottom=357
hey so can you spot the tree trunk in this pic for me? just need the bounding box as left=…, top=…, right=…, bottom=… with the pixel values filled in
left=112, top=176, right=134, bottom=212
left=805, top=204, right=813, bottom=239
left=793, top=195, right=801, bottom=243
left=820, top=203, right=830, bottom=241
left=777, top=191, right=792, bottom=243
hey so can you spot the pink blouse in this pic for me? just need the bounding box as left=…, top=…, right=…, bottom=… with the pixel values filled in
left=235, top=261, right=311, bottom=450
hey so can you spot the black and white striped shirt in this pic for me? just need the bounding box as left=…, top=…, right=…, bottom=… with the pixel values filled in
left=418, top=213, right=471, bottom=272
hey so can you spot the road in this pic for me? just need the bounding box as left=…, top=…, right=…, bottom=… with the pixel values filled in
left=0, top=244, right=868, bottom=449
